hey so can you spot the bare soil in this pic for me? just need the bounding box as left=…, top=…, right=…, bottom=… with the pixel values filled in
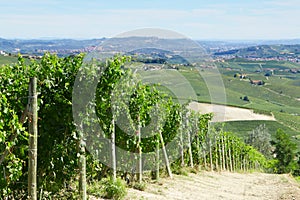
left=125, top=171, right=300, bottom=200
left=188, top=102, right=275, bottom=122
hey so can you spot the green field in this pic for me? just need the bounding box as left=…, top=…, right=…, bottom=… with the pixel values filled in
left=177, top=59, right=300, bottom=145
left=0, top=54, right=32, bottom=66
left=133, top=59, right=300, bottom=143
left=0, top=54, right=18, bottom=66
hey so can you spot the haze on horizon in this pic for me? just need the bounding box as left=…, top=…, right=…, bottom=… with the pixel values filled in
left=1, top=0, right=299, bottom=40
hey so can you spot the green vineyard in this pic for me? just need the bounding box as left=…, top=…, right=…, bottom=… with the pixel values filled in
left=0, top=54, right=298, bottom=199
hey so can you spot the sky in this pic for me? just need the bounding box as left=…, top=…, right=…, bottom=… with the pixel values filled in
left=0, top=0, right=299, bottom=40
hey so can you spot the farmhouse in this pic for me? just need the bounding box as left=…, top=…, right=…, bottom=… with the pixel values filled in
left=250, top=79, right=264, bottom=85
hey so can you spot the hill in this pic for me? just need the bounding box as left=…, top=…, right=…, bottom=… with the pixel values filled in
left=178, top=62, right=300, bottom=146
left=0, top=38, right=105, bottom=56
left=214, top=44, right=300, bottom=59
left=1, top=37, right=300, bottom=57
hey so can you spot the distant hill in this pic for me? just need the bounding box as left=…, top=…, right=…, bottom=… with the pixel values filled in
left=1, top=37, right=300, bottom=57
left=214, top=44, right=300, bottom=58
left=0, top=38, right=105, bottom=55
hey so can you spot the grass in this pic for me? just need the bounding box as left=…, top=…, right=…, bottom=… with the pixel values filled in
left=227, top=120, right=299, bottom=148
left=0, top=54, right=32, bottom=66
left=134, top=59, right=300, bottom=149
left=133, top=182, right=147, bottom=191
left=166, top=60, right=300, bottom=147
left=0, top=55, right=18, bottom=66
left=221, top=120, right=297, bottom=138
left=87, top=178, right=127, bottom=200
left=182, top=67, right=300, bottom=114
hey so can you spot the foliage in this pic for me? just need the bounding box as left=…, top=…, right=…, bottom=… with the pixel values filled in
left=99, top=178, right=127, bottom=200
left=88, top=178, right=128, bottom=199
left=133, top=182, right=147, bottom=191
left=242, top=96, right=250, bottom=102
left=36, top=53, right=84, bottom=192
left=171, top=166, right=189, bottom=176
left=0, top=56, right=32, bottom=195
left=1, top=52, right=295, bottom=198
left=272, top=129, right=298, bottom=174
left=0, top=53, right=85, bottom=197
left=245, top=124, right=272, bottom=158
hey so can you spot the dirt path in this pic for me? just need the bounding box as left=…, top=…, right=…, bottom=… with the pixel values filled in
left=125, top=172, right=300, bottom=200
left=188, top=102, right=275, bottom=122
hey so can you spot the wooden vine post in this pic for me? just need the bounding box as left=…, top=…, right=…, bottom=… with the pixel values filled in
left=28, top=77, right=38, bottom=200
left=179, top=113, right=185, bottom=167
left=208, top=123, right=213, bottom=171
left=159, top=131, right=173, bottom=179
left=79, top=138, right=86, bottom=200
left=155, top=136, right=160, bottom=180
left=111, top=115, right=116, bottom=181
left=186, top=112, right=194, bottom=168
left=137, top=116, right=142, bottom=183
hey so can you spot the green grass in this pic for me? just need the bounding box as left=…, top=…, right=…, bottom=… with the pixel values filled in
left=221, top=120, right=300, bottom=147
left=0, top=55, right=18, bottom=66
left=222, top=120, right=296, bottom=137
left=274, top=112, right=300, bottom=133
left=0, top=54, right=31, bottom=66
left=171, top=60, right=300, bottom=144
left=180, top=66, right=300, bottom=115
left=138, top=64, right=300, bottom=144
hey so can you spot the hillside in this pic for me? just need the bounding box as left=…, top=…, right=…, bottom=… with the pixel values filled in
left=0, top=54, right=18, bottom=66
left=2, top=37, right=300, bottom=58
left=174, top=58, right=300, bottom=146
left=214, top=44, right=300, bottom=59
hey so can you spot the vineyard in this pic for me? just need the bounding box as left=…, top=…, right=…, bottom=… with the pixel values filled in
left=0, top=53, right=298, bottom=199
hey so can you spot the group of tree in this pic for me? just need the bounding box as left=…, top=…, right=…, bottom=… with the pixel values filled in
left=0, top=53, right=299, bottom=199
left=245, top=124, right=300, bottom=175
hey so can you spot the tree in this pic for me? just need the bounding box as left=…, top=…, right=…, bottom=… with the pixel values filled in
left=243, top=96, right=250, bottom=102
left=272, top=129, right=297, bottom=174
left=245, top=124, right=272, bottom=158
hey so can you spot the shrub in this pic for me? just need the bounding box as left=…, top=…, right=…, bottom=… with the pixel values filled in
left=172, top=166, right=189, bottom=176
left=243, top=96, right=250, bottom=102
left=87, top=180, right=103, bottom=198
left=133, top=182, right=147, bottom=191
left=100, top=178, right=127, bottom=200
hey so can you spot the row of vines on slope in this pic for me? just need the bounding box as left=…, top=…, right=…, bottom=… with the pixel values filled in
left=0, top=53, right=268, bottom=199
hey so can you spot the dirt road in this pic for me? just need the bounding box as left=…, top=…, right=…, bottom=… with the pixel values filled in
left=125, top=171, right=300, bottom=200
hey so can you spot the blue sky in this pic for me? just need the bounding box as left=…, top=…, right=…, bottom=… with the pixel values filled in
left=1, top=0, right=299, bottom=40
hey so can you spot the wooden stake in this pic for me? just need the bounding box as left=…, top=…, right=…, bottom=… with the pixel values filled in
left=159, top=131, right=172, bottom=179
left=155, top=137, right=160, bottom=180
left=137, top=116, right=142, bottom=183
left=28, top=77, right=38, bottom=200
left=111, top=116, right=116, bottom=181
left=186, top=113, right=193, bottom=168
left=79, top=140, right=86, bottom=200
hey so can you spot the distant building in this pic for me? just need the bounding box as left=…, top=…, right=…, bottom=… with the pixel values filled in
left=0, top=50, right=8, bottom=56
left=250, top=79, right=264, bottom=85
left=234, top=73, right=247, bottom=79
